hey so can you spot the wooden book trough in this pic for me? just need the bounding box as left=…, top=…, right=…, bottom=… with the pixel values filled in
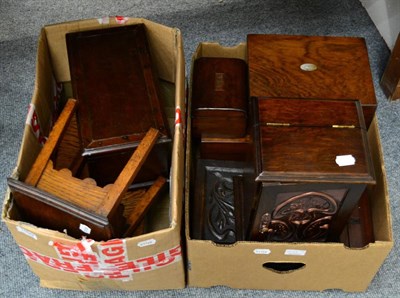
left=8, top=99, right=166, bottom=241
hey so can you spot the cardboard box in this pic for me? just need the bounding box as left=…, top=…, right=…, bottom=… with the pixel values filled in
left=2, top=17, right=186, bottom=291
left=184, top=43, right=393, bottom=292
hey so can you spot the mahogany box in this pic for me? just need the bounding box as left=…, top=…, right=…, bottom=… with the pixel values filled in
left=2, top=18, right=186, bottom=291
left=247, top=34, right=377, bottom=127
left=191, top=57, right=248, bottom=138
left=185, top=42, right=393, bottom=292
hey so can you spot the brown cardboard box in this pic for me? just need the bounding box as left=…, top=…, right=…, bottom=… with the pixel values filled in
left=184, top=42, right=393, bottom=292
left=2, top=17, right=186, bottom=291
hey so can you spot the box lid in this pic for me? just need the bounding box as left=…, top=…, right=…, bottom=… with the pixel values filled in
left=247, top=34, right=376, bottom=107
left=253, top=98, right=375, bottom=184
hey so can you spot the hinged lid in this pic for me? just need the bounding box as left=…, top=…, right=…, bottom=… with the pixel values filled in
left=253, top=97, right=375, bottom=184
left=257, top=98, right=366, bottom=129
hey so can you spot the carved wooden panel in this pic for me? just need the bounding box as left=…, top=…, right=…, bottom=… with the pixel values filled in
left=257, top=189, right=346, bottom=242
left=190, top=160, right=252, bottom=243
left=248, top=182, right=374, bottom=242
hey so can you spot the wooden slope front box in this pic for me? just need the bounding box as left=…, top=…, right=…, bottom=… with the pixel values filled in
left=249, top=98, right=375, bottom=243
left=247, top=34, right=377, bottom=128
left=2, top=17, right=186, bottom=291
left=185, top=42, right=393, bottom=292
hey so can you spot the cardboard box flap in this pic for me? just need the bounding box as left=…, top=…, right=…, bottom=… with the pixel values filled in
left=193, top=42, right=247, bottom=60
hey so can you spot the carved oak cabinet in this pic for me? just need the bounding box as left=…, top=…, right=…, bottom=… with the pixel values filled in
left=248, top=98, right=376, bottom=242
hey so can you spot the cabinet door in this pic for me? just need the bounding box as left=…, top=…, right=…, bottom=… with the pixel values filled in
left=249, top=183, right=366, bottom=242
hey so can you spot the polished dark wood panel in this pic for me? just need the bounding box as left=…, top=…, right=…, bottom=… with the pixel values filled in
left=247, top=34, right=376, bottom=127
left=380, top=33, right=400, bottom=100
left=257, top=98, right=365, bottom=129
left=191, top=57, right=248, bottom=138
left=66, top=24, right=170, bottom=152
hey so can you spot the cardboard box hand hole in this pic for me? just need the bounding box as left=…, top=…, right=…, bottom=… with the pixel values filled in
left=262, top=262, right=306, bottom=274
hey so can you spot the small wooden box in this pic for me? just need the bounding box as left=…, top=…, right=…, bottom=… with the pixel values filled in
left=191, top=57, right=248, bottom=138
left=248, top=98, right=376, bottom=242
left=247, top=34, right=377, bottom=127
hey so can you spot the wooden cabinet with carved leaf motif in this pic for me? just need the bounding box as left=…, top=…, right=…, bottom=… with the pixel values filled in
left=248, top=98, right=376, bottom=242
